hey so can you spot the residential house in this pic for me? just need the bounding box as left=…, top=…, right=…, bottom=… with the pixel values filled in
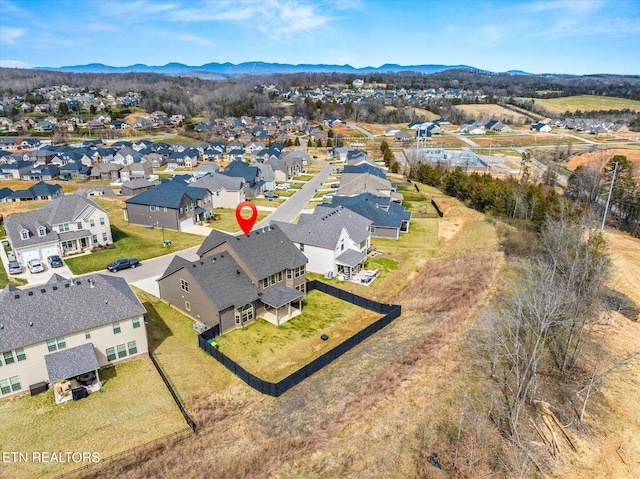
left=0, top=161, right=33, bottom=179
left=5, top=194, right=112, bottom=262
left=191, top=172, right=246, bottom=208
left=60, top=162, right=91, bottom=180
left=0, top=138, right=17, bottom=150
left=89, top=163, right=122, bottom=181
left=22, top=164, right=60, bottom=181
left=272, top=205, right=372, bottom=281
left=221, top=161, right=264, bottom=198
left=75, top=185, right=117, bottom=198
left=530, top=123, right=552, bottom=133
left=120, top=179, right=160, bottom=197
left=4, top=181, right=63, bottom=202
left=255, top=163, right=276, bottom=191
left=0, top=187, right=13, bottom=202
left=119, top=161, right=153, bottom=182
left=0, top=274, right=147, bottom=402
left=124, top=179, right=213, bottom=231
left=193, top=164, right=219, bottom=179
left=158, top=225, right=308, bottom=332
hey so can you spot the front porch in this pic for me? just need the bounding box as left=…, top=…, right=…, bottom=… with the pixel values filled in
left=59, top=230, right=93, bottom=256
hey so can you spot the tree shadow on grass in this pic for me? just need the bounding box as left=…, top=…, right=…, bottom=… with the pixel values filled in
left=604, top=287, right=640, bottom=321
left=144, top=300, right=174, bottom=353
left=99, top=365, right=117, bottom=386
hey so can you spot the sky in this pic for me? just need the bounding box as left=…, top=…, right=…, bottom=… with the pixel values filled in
left=1, top=0, right=639, bottom=75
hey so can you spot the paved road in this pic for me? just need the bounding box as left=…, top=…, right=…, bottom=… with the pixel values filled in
left=254, top=159, right=333, bottom=227
left=454, top=135, right=481, bottom=148
left=347, top=123, right=375, bottom=139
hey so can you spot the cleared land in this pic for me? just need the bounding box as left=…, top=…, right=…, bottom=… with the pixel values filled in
left=565, top=148, right=640, bottom=183
left=520, top=95, right=640, bottom=113
left=453, top=104, right=529, bottom=124
left=214, top=290, right=383, bottom=382
left=0, top=359, right=186, bottom=479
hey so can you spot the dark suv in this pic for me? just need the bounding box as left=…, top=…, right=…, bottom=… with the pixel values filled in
left=107, top=258, right=140, bottom=272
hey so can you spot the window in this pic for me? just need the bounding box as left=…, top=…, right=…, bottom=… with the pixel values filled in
left=235, top=311, right=241, bottom=325
left=46, top=337, right=66, bottom=352
left=0, top=376, right=22, bottom=394
left=106, top=347, right=116, bottom=361
left=100, top=217, right=105, bottom=226
left=117, top=344, right=127, bottom=359
left=299, top=243, right=305, bottom=252
left=127, top=341, right=137, bottom=355
left=3, top=351, right=14, bottom=365
left=277, top=271, right=283, bottom=282
left=341, top=242, right=345, bottom=251
left=294, top=265, right=305, bottom=278
left=163, top=207, right=167, bottom=212
left=180, top=279, right=189, bottom=292
left=77, top=221, right=83, bottom=230
left=102, top=233, right=108, bottom=242
left=112, top=322, right=121, bottom=334
left=59, top=223, right=69, bottom=232
left=61, top=240, right=73, bottom=250
left=185, top=301, right=191, bottom=311
left=85, top=331, right=91, bottom=339
left=270, top=274, right=276, bottom=286
left=179, top=207, right=184, bottom=215
left=150, top=206, right=157, bottom=212
left=296, top=283, right=306, bottom=294
left=89, top=219, right=95, bottom=227
left=92, top=234, right=98, bottom=244
left=241, top=304, right=254, bottom=323
left=132, top=317, right=140, bottom=329
left=37, top=226, right=46, bottom=237
left=287, top=269, right=292, bottom=280
left=15, top=348, right=26, bottom=361
left=20, top=230, right=29, bottom=240
left=263, top=278, right=269, bottom=288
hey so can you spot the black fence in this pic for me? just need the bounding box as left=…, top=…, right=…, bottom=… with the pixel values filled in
left=149, top=351, right=197, bottom=432
left=431, top=198, right=444, bottom=217
left=199, top=280, right=401, bottom=397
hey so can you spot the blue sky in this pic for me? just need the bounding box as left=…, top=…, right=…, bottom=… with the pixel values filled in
left=1, top=0, right=639, bottom=75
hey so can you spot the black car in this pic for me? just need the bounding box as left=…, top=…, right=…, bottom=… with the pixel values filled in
left=107, top=258, right=140, bottom=272
left=48, top=255, right=64, bottom=268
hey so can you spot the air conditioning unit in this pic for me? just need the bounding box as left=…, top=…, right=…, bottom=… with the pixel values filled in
left=324, top=271, right=334, bottom=279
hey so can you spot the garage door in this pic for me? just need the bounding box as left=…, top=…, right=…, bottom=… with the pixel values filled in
left=179, top=217, right=194, bottom=231
left=40, top=245, right=58, bottom=259
left=20, top=249, right=40, bottom=263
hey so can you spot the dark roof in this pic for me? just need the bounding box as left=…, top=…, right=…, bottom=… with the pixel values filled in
left=342, top=163, right=386, bottom=179
left=160, top=254, right=260, bottom=311
left=0, top=274, right=146, bottom=351
left=6, top=181, right=62, bottom=200
left=327, top=193, right=410, bottom=229
left=221, top=161, right=259, bottom=183
left=260, top=286, right=304, bottom=309
left=125, top=180, right=206, bottom=208
left=336, top=248, right=366, bottom=267
left=197, top=224, right=307, bottom=280
left=0, top=187, right=12, bottom=201
left=45, top=343, right=100, bottom=382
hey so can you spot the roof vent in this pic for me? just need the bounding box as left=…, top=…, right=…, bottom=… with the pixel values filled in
left=52, top=286, right=58, bottom=291
left=14, top=294, right=19, bottom=299
left=192, top=264, right=196, bottom=267
left=89, top=278, right=94, bottom=288
left=0, top=324, right=3, bottom=329
left=41, top=288, right=46, bottom=293
left=28, top=291, right=34, bottom=296
left=237, top=237, right=240, bottom=240
left=76, top=280, right=81, bottom=285
left=30, top=321, right=33, bottom=327
left=236, top=269, right=240, bottom=276
left=65, top=283, right=70, bottom=288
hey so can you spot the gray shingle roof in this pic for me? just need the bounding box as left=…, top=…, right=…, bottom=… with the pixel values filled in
left=196, top=224, right=307, bottom=280
left=0, top=274, right=146, bottom=351
left=336, top=248, right=366, bottom=267
left=272, top=205, right=371, bottom=249
left=45, top=343, right=100, bottom=382
left=125, top=180, right=205, bottom=208
left=191, top=172, right=244, bottom=192
left=260, top=286, right=304, bottom=309
left=327, top=194, right=411, bottom=229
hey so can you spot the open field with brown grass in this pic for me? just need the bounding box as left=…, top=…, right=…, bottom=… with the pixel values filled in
left=565, top=148, right=640, bottom=183
left=453, top=104, right=530, bottom=124
left=519, top=95, right=640, bottom=114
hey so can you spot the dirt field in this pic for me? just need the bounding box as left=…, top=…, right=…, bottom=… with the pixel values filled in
left=453, top=104, right=529, bottom=124
left=565, top=148, right=640, bottom=183
left=521, top=95, right=640, bottom=114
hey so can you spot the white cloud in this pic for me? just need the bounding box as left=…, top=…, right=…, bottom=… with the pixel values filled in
left=0, top=59, right=32, bottom=69
left=0, top=25, right=26, bottom=44
left=176, top=34, right=215, bottom=46
left=86, top=23, right=119, bottom=32
left=102, top=1, right=178, bottom=17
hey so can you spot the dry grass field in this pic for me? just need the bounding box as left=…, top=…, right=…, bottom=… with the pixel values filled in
left=520, top=95, right=640, bottom=114
left=453, top=104, right=529, bottom=124
left=565, top=148, right=640, bottom=183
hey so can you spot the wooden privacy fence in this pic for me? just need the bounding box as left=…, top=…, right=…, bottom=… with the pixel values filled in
left=199, top=280, right=401, bottom=397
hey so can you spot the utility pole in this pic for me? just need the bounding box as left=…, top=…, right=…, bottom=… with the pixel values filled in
left=601, top=161, right=619, bottom=230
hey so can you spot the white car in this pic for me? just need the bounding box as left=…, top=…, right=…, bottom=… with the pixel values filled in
left=28, top=259, right=45, bottom=273
left=274, top=184, right=291, bottom=190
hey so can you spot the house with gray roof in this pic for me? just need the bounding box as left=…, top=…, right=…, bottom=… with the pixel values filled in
left=5, top=195, right=112, bottom=263
left=272, top=205, right=372, bottom=280
left=124, top=178, right=213, bottom=231
left=120, top=179, right=160, bottom=197
left=190, top=172, right=246, bottom=208
left=0, top=274, right=147, bottom=402
left=4, top=181, right=63, bottom=202
left=158, top=225, right=308, bottom=332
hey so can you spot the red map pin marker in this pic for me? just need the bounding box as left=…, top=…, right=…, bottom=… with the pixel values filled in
left=235, top=201, right=258, bottom=235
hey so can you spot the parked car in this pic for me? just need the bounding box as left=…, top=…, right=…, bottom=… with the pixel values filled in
left=264, top=191, right=280, bottom=199
left=27, top=259, right=45, bottom=273
left=107, top=258, right=140, bottom=272
left=8, top=261, right=22, bottom=275
left=48, top=255, right=64, bottom=268
left=323, top=193, right=335, bottom=201
left=330, top=182, right=339, bottom=188
left=274, top=183, right=290, bottom=190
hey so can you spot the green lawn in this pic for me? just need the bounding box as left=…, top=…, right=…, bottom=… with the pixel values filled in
left=64, top=198, right=205, bottom=275
left=135, top=288, right=236, bottom=407
left=214, top=290, right=383, bottom=382
left=0, top=359, right=186, bottom=479
left=206, top=208, right=270, bottom=233
left=250, top=197, right=286, bottom=207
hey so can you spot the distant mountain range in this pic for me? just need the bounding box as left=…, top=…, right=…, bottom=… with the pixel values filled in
left=35, top=61, right=518, bottom=78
